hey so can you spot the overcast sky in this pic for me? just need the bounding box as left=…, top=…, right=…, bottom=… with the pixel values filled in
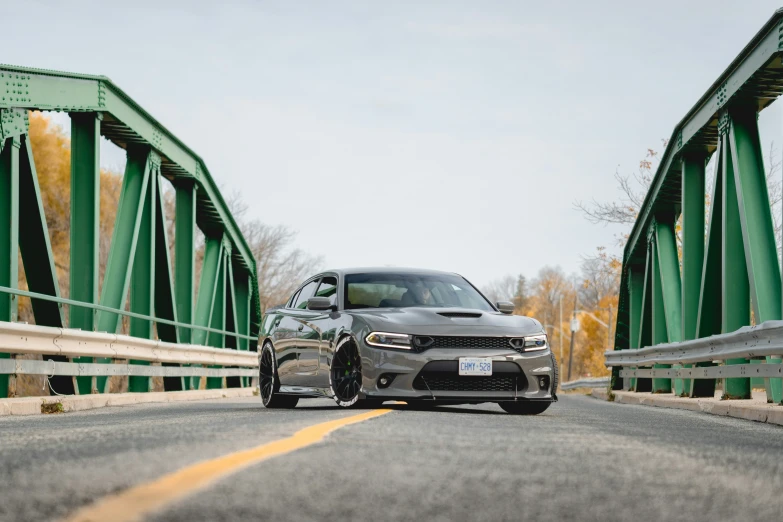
left=7, top=1, right=783, bottom=287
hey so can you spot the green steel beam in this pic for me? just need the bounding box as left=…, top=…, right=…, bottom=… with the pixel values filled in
left=721, top=132, right=751, bottom=399
left=225, top=258, right=239, bottom=351
left=635, top=247, right=653, bottom=392
left=655, top=221, right=683, bottom=342
left=627, top=267, right=644, bottom=391
left=69, top=113, right=100, bottom=332
left=19, top=135, right=62, bottom=327
left=191, top=236, right=223, bottom=390
left=728, top=107, right=783, bottom=403
left=681, top=156, right=705, bottom=341
left=692, top=146, right=723, bottom=398
left=207, top=249, right=227, bottom=349
left=155, top=176, right=184, bottom=392
left=174, top=182, right=196, bottom=390
left=95, top=146, right=153, bottom=393
left=128, top=164, right=157, bottom=393
left=234, top=268, right=250, bottom=352
left=19, top=132, right=72, bottom=396
left=70, top=113, right=101, bottom=394
left=97, top=146, right=153, bottom=334
left=234, top=268, right=251, bottom=387
left=224, top=258, right=241, bottom=388
left=175, top=182, right=196, bottom=344
left=651, top=229, right=672, bottom=393
left=655, top=220, right=682, bottom=394
left=680, top=154, right=706, bottom=396
left=154, top=175, right=179, bottom=344
left=206, top=249, right=227, bottom=389
left=193, top=237, right=222, bottom=346
left=0, top=137, right=19, bottom=398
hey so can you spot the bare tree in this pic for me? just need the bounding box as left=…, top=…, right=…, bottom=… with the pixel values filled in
left=244, top=222, right=322, bottom=311
left=226, top=191, right=322, bottom=313
left=482, top=274, right=529, bottom=312
left=574, top=147, right=662, bottom=229
left=482, top=275, right=517, bottom=303
left=579, top=249, right=621, bottom=310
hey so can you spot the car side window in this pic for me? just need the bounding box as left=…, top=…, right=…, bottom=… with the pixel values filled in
left=287, top=289, right=301, bottom=309
left=293, top=279, right=320, bottom=309
left=315, top=276, right=338, bottom=306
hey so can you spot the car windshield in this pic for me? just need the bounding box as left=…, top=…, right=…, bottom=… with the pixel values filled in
left=344, top=272, right=494, bottom=311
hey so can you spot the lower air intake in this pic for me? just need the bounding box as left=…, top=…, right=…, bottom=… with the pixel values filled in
left=412, top=374, right=519, bottom=392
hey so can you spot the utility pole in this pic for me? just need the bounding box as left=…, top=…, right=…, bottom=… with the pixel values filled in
left=567, top=282, right=578, bottom=381
left=559, top=296, right=564, bottom=378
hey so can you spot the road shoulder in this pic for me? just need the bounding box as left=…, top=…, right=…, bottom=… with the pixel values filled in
left=591, top=388, right=783, bottom=427
left=0, top=388, right=256, bottom=416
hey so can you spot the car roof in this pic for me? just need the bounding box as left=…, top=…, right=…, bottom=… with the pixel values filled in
left=322, top=267, right=460, bottom=278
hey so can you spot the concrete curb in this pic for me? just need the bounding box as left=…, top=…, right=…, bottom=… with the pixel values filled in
left=590, top=389, right=783, bottom=427
left=0, top=388, right=257, bottom=416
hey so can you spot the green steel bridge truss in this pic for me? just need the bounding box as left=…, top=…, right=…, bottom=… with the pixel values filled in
left=0, top=65, right=260, bottom=397
left=614, top=9, right=783, bottom=403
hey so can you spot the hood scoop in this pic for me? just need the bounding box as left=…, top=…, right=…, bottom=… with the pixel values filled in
left=437, top=312, right=483, bottom=319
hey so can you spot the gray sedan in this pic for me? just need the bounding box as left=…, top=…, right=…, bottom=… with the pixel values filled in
left=258, top=268, right=558, bottom=414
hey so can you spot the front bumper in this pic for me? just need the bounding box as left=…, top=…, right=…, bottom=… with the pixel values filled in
left=359, top=343, right=556, bottom=402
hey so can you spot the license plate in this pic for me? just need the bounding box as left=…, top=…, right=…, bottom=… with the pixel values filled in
left=458, top=357, right=492, bottom=376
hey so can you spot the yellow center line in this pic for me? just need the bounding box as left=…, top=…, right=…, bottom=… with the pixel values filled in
left=63, top=408, right=393, bottom=522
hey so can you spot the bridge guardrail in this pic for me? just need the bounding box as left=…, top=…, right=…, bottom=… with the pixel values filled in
left=560, top=377, right=610, bottom=391
left=605, top=321, right=783, bottom=384
left=0, top=322, right=258, bottom=384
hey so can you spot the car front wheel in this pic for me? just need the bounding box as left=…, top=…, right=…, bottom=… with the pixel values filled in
left=498, top=401, right=551, bottom=415
left=330, top=337, right=363, bottom=407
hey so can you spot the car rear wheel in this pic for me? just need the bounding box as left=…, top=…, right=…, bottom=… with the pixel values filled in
left=259, top=343, right=298, bottom=409
left=330, top=337, right=363, bottom=407
left=498, top=401, right=551, bottom=415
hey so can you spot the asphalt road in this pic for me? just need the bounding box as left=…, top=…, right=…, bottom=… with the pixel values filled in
left=1, top=394, right=782, bottom=522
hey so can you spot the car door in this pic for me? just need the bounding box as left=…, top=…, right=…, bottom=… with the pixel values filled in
left=295, top=275, right=339, bottom=388
left=287, top=278, right=321, bottom=386
left=274, top=279, right=316, bottom=384
left=271, top=312, right=299, bottom=384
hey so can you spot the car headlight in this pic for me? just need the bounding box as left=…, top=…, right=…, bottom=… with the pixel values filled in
left=365, top=332, right=412, bottom=350
left=524, top=334, right=548, bottom=351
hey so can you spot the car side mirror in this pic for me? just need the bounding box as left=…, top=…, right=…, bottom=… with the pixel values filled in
left=307, top=296, right=335, bottom=311
left=496, top=301, right=515, bottom=315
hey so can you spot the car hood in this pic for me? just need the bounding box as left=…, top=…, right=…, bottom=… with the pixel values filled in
left=347, top=307, right=544, bottom=336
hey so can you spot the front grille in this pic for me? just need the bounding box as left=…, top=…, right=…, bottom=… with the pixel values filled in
left=411, top=361, right=527, bottom=393
left=413, top=374, right=518, bottom=392
left=413, top=336, right=518, bottom=351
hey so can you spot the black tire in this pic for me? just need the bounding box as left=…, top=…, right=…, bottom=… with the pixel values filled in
left=499, top=401, right=552, bottom=415
left=330, top=337, right=363, bottom=407
left=259, top=343, right=299, bottom=409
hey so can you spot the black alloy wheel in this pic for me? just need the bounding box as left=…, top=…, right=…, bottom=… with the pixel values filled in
left=331, top=337, right=363, bottom=407
left=259, top=343, right=298, bottom=409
